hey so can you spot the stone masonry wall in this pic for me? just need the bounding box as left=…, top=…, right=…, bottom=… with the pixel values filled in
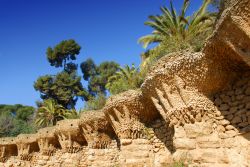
left=1, top=75, right=250, bottom=167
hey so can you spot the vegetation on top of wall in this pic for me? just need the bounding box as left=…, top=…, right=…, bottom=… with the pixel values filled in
left=106, top=64, right=144, bottom=95
left=138, top=0, right=217, bottom=70
left=82, top=93, right=106, bottom=111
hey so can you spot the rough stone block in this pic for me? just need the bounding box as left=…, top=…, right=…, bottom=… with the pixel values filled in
left=221, top=138, right=237, bottom=148
left=225, top=125, right=235, bottom=130
left=245, top=87, right=250, bottom=96
left=246, top=102, right=250, bottom=109
left=217, top=150, right=229, bottom=164
left=226, top=130, right=238, bottom=136
left=217, top=125, right=226, bottom=133
left=219, top=104, right=230, bottom=111
left=121, top=139, right=132, bottom=146
left=231, top=116, right=242, bottom=124
left=200, top=149, right=219, bottom=163
left=219, top=119, right=230, bottom=126
left=197, top=134, right=221, bottom=148
left=184, top=122, right=213, bottom=138
left=174, top=138, right=196, bottom=150
left=174, top=126, right=186, bottom=138
left=226, top=114, right=234, bottom=121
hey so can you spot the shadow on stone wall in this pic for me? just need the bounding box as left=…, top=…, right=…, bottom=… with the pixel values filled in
left=212, top=71, right=250, bottom=139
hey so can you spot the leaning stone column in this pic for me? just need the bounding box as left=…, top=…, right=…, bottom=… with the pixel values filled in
left=0, top=137, right=17, bottom=162
left=103, top=90, right=148, bottom=140
left=16, top=134, right=39, bottom=161
left=55, top=119, right=87, bottom=153
left=79, top=110, right=116, bottom=149
left=37, top=126, right=60, bottom=156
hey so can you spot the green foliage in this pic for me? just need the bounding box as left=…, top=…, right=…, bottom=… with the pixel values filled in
left=0, top=104, right=36, bottom=137
left=139, top=0, right=216, bottom=69
left=35, top=99, right=77, bottom=127
left=35, top=39, right=87, bottom=108
left=170, top=161, right=186, bottom=167
left=65, top=108, right=79, bottom=119
left=47, top=39, right=81, bottom=71
left=106, top=78, right=132, bottom=95
left=140, top=27, right=211, bottom=71
left=139, top=0, right=215, bottom=49
left=81, top=59, right=96, bottom=80
left=35, top=39, right=87, bottom=109
left=0, top=111, right=13, bottom=137
left=80, top=58, right=119, bottom=96
left=106, top=64, right=143, bottom=95
left=16, top=106, right=35, bottom=121
left=83, top=93, right=106, bottom=111
left=9, top=119, right=37, bottom=137
left=34, top=71, right=89, bottom=109
left=167, top=153, right=192, bottom=167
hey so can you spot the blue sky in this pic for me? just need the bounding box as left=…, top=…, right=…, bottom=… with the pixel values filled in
left=0, top=0, right=203, bottom=109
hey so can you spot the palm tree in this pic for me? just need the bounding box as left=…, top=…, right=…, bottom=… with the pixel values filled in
left=35, top=99, right=69, bottom=127
left=106, top=64, right=143, bottom=94
left=65, top=108, right=79, bottom=119
left=108, top=64, right=141, bottom=87
left=138, top=0, right=188, bottom=49
left=138, top=0, right=215, bottom=49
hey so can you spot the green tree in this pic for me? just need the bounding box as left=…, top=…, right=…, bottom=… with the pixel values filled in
left=65, top=108, right=79, bottom=119
left=0, top=111, right=13, bottom=137
left=35, top=99, right=72, bottom=127
left=80, top=58, right=119, bottom=96
left=47, top=39, right=81, bottom=72
left=0, top=104, right=36, bottom=137
left=83, top=93, right=106, bottom=111
left=139, top=0, right=215, bottom=49
left=139, top=0, right=216, bottom=68
left=15, top=106, right=35, bottom=122
left=34, top=71, right=89, bottom=109
left=10, top=119, right=37, bottom=137
left=106, top=64, right=143, bottom=95
left=81, top=59, right=96, bottom=80
left=34, top=40, right=88, bottom=109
